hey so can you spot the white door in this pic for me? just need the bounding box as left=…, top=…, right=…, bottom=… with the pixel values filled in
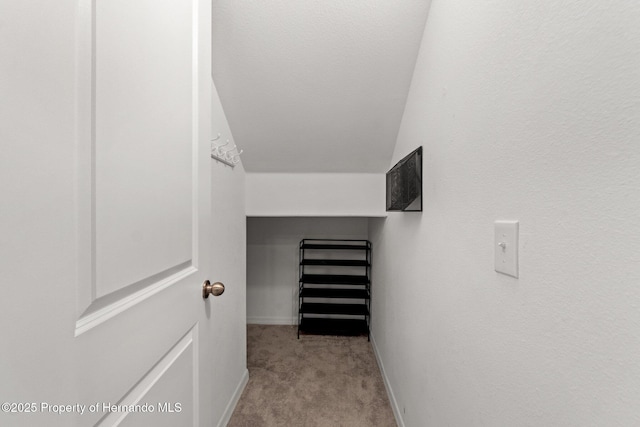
left=1, top=0, right=222, bottom=426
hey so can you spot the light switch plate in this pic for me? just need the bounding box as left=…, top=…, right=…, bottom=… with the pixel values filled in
left=495, top=220, right=519, bottom=278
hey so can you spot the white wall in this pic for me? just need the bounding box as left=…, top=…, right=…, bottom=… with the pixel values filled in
left=209, top=81, right=248, bottom=426
left=247, top=217, right=369, bottom=324
left=246, top=173, right=386, bottom=217
left=370, top=1, right=640, bottom=426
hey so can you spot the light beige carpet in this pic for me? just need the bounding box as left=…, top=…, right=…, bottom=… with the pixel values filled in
left=228, top=325, right=397, bottom=427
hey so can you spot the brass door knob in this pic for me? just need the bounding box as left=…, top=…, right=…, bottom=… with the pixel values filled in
left=202, top=280, right=225, bottom=299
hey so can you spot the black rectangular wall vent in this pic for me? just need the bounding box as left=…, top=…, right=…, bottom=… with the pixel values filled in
left=386, top=146, right=422, bottom=212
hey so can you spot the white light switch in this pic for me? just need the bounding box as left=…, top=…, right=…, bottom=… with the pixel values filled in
left=494, top=221, right=519, bottom=278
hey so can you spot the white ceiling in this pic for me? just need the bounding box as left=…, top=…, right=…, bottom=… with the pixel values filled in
left=212, top=0, right=431, bottom=173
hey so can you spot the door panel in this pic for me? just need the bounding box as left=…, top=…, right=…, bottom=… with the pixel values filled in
left=100, top=328, right=196, bottom=426
left=75, top=0, right=207, bottom=330
left=0, top=0, right=223, bottom=424
left=74, top=0, right=212, bottom=425
left=95, top=0, right=194, bottom=297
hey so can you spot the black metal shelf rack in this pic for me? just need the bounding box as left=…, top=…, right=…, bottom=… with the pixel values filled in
left=297, top=239, right=371, bottom=340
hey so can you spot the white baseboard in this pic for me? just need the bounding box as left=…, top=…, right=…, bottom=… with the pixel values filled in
left=370, top=332, right=405, bottom=427
left=247, top=316, right=297, bottom=325
left=217, top=368, right=249, bottom=427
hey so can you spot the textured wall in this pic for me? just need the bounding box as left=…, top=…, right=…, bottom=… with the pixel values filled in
left=370, top=1, right=640, bottom=426
left=246, top=173, right=386, bottom=217
left=209, top=81, right=248, bottom=426
left=247, top=217, right=369, bottom=324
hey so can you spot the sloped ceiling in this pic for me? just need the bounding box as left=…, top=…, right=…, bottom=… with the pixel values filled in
left=212, top=0, right=431, bottom=173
